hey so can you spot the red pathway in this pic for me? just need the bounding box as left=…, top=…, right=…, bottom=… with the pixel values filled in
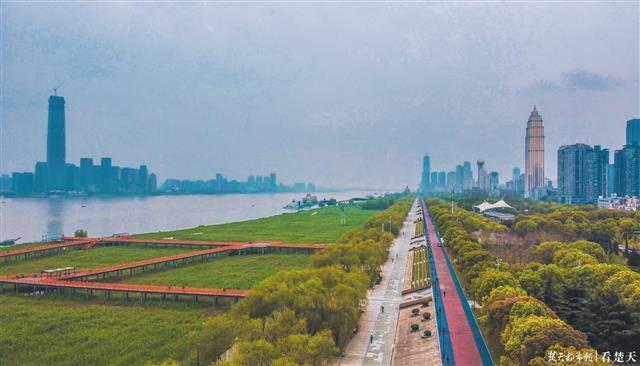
left=424, top=206, right=484, bottom=366
left=0, top=239, right=93, bottom=258
left=0, top=275, right=249, bottom=298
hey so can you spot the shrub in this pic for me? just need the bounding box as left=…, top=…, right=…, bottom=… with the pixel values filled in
left=411, top=308, right=420, bottom=316
left=410, top=324, right=419, bottom=332
left=422, top=312, right=431, bottom=321
left=422, top=330, right=432, bottom=337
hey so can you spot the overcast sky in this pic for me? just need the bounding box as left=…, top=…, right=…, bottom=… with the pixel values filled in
left=1, top=2, right=638, bottom=189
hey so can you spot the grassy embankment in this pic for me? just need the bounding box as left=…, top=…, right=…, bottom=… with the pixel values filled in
left=0, top=242, right=51, bottom=253
left=135, top=206, right=372, bottom=244
left=0, top=246, right=193, bottom=276
left=120, top=254, right=311, bottom=289
left=0, top=296, right=213, bottom=366
left=0, top=205, right=378, bottom=365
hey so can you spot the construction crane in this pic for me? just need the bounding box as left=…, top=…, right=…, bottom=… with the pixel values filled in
left=53, top=82, right=64, bottom=96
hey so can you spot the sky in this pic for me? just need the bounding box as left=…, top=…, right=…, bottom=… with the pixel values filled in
left=1, top=2, right=638, bottom=190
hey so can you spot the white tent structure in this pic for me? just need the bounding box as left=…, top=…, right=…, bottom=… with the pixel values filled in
left=474, top=200, right=514, bottom=213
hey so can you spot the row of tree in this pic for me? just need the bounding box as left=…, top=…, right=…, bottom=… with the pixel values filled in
left=190, top=199, right=413, bottom=365
left=427, top=198, right=603, bottom=365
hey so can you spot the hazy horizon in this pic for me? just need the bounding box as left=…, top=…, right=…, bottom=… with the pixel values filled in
left=2, top=2, right=638, bottom=189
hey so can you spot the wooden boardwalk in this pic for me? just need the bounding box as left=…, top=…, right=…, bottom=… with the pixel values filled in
left=0, top=275, right=248, bottom=299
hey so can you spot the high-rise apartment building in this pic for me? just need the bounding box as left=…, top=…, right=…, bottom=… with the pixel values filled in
left=525, top=106, right=545, bottom=199
left=557, top=144, right=608, bottom=203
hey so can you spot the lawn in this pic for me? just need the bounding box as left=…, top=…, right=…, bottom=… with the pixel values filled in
left=0, top=246, right=194, bottom=276
left=135, top=206, right=377, bottom=244
left=119, top=253, right=311, bottom=289
left=0, top=295, right=213, bottom=366
left=0, top=206, right=372, bottom=365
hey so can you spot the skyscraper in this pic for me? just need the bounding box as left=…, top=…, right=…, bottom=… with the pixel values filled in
left=614, top=146, right=640, bottom=197
left=477, top=160, right=488, bottom=191
left=525, top=106, right=545, bottom=199
left=463, top=161, right=473, bottom=190
left=430, top=172, right=438, bottom=191
left=437, top=171, right=446, bottom=190
left=34, top=161, right=47, bottom=192
left=489, top=171, right=499, bottom=196
left=46, top=95, right=66, bottom=190
left=626, top=119, right=640, bottom=146
left=420, top=155, right=431, bottom=192
left=455, top=165, right=464, bottom=193
left=557, top=144, right=609, bottom=203
left=100, top=157, right=112, bottom=193
left=80, top=158, right=93, bottom=191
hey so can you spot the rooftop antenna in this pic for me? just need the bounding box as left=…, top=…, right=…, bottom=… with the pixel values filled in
left=53, top=82, right=64, bottom=96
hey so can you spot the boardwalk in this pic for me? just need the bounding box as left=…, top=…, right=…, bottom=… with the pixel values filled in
left=421, top=198, right=493, bottom=366
left=0, top=275, right=248, bottom=299
left=0, top=239, right=93, bottom=261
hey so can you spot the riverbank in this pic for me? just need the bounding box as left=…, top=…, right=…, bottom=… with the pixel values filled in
left=1, top=190, right=376, bottom=242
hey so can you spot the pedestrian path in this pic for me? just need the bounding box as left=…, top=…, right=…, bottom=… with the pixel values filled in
left=341, top=199, right=418, bottom=366
left=421, top=199, right=493, bottom=366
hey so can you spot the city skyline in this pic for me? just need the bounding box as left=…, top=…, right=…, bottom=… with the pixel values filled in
left=1, top=3, right=638, bottom=188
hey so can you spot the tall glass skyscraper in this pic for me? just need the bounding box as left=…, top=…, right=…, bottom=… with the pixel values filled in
left=46, top=95, right=66, bottom=190
left=421, top=154, right=431, bottom=192
left=626, top=119, right=640, bottom=146
left=525, top=106, right=545, bottom=199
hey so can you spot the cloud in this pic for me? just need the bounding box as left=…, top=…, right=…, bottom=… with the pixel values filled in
left=525, top=69, right=622, bottom=94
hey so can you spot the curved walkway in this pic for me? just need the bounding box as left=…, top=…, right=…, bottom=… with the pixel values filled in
left=421, top=198, right=493, bottom=366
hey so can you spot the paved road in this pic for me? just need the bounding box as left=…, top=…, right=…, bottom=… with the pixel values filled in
left=341, top=199, right=418, bottom=366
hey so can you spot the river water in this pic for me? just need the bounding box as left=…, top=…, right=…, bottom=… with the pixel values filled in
left=0, top=191, right=377, bottom=243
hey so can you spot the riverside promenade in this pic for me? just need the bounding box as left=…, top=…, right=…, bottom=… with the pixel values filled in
left=421, top=198, right=493, bottom=366
left=340, top=199, right=418, bottom=365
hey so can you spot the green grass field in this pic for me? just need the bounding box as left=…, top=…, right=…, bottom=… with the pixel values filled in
left=135, top=206, right=376, bottom=244
left=0, top=246, right=194, bottom=276
left=0, top=295, right=212, bottom=365
left=119, top=253, right=310, bottom=289
left=0, top=206, right=377, bottom=365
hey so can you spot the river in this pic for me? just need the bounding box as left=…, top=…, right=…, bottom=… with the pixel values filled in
left=0, top=191, right=379, bottom=243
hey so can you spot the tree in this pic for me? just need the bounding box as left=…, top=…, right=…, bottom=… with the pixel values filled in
left=484, top=286, right=527, bottom=306
left=619, top=218, right=638, bottom=255
left=74, top=229, right=88, bottom=237
left=275, top=330, right=336, bottom=366
left=501, top=315, right=587, bottom=365
left=552, top=249, right=598, bottom=269
left=473, top=269, right=520, bottom=304
left=191, top=315, right=243, bottom=365
left=233, top=340, right=278, bottom=366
